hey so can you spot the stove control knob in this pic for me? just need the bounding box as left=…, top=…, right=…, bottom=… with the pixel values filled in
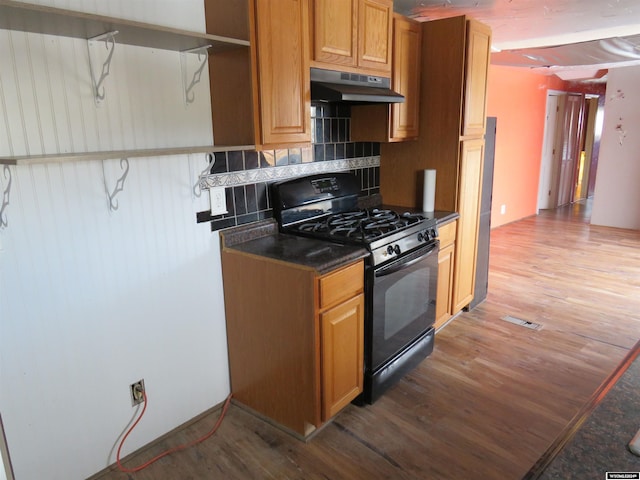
left=393, top=245, right=401, bottom=255
left=387, top=245, right=395, bottom=256
left=430, top=228, right=438, bottom=239
left=418, top=232, right=424, bottom=242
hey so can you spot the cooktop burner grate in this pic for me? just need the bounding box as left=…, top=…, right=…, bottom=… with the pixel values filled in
left=294, top=208, right=424, bottom=243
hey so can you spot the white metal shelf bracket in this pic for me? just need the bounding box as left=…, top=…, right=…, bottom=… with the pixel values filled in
left=0, top=165, right=12, bottom=229
left=102, top=158, right=130, bottom=212
left=193, top=153, right=216, bottom=198
left=181, top=45, right=211, bottom=106
left=88, top=30, right=119, bottom=105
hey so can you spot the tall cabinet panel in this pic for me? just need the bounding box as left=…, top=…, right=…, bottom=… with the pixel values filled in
left=452, top=139, right=484, bottom=312
left=379, top=15, right=491, bottom=317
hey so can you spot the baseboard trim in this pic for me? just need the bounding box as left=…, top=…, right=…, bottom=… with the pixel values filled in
left=87, top=395, right=230, bottom=480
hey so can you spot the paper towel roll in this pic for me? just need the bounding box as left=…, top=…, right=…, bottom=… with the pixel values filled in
left=422, top=169, right=436, bottom=212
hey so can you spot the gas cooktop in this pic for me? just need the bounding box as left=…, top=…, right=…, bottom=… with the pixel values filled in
left=271, top=173, right=439, bottom=267
left=295, top=208, right=425, bottom=242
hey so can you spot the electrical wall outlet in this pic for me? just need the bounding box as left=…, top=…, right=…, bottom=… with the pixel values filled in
left=500, top=204, right=506, bottom=215
left=209, top=187, right=228, bottom=215
left=130, top=379, right=145, bottom=406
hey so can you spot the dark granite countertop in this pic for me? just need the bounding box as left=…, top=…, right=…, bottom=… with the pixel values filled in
left=218, top=205, right=456, bottom=275
left=380, top=204, right=459, bottom=226
left=219, top=219, right=369, bottom=275
left=431, top=210, right=459, bottom=226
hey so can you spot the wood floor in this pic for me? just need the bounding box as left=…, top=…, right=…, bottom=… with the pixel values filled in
left=97, top=201, right=640, bottom=480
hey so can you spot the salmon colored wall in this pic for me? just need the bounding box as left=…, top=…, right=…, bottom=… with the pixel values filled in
left=486, top=65, right=567, bottom=228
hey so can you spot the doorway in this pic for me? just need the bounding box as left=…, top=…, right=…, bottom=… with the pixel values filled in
left=537, top=93, right=565, bottom=211
left=537, top=91, right=603, bottom=212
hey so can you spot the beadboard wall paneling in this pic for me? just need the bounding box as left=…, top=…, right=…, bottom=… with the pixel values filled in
left=11, top=0, right=206, bottom=32
left=0, top=3, right=222, bottom=479
left=0, top=29, right=213, bottom=158
left=0, top=155, right=230, bottom=480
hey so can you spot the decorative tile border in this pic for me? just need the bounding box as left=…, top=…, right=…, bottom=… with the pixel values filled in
left=199, top=156, right=380, bottom=189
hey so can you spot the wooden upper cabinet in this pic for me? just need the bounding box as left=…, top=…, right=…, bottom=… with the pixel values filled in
left=206, top=0, right=311, bottom=150
left=357, top=0, right=393, bottom=73
left=310, top=0, right=392, bottom=74
left=251, top=0, right=311, bottom=147
left=311, top=0, right=358, bottom=67
left=390, top=14, right=421, bottom=140
left=462, top=19, right=492, bottom=137
left=349, top=14, right=421, bottom=143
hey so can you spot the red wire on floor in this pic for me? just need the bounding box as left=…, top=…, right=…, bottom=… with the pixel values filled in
left=116, top=390, right=233, bottom=473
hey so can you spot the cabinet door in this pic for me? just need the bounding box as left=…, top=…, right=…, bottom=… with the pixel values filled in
left=357, top=0, right=392, bottom=73
left=462, top=19, right=491, bottom=137
left=452, top=139, right=484, bottom=312
left=321, top=294, right=364, bottom=421
left=251, top=0, right=311, bottom=148
left=311, top=0, right=358, bottom=67
left=390, top=15, right=421, bottom=140
left=435, top=243, right=455, bottom=330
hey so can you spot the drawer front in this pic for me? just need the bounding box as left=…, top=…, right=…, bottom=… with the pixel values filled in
left=319, top=261, right=364, bottom=309
left=438, top=220, right=457, bottom=248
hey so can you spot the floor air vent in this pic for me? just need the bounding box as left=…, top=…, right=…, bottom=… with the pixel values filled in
left=501, top=315, right=543, bottom=330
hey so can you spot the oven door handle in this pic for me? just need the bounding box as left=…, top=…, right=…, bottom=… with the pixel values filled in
left=375, top=243, right=438, bottom=277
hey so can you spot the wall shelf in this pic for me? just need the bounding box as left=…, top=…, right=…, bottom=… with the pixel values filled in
left=0, top=145, right=256, bottom=166
left=0, top=1, right=253, bottom=166
left=0, top=0, right=249, bottom=52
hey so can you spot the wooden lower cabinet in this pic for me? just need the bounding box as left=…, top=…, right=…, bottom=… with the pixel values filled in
left=320, top=294, right=364, bottom=420
left=435, top=220, right=456, bottom=329
left=222, top=250, right=364, bottom=438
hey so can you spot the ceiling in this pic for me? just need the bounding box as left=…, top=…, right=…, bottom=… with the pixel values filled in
left=393, top=0, right=640, bottom=79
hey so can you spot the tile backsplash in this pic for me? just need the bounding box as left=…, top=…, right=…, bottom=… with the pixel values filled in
left=198, top=102, right=381, bottom=231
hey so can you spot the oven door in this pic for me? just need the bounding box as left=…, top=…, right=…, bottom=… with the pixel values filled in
left=371, top=241, right=439, bottom=370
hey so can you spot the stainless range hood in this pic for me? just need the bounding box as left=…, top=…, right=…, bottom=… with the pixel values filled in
left=310, top=68, right=404, bottom=104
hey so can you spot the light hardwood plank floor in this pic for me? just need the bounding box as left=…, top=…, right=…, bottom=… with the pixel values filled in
left=97, top=200, right=640, bottom=480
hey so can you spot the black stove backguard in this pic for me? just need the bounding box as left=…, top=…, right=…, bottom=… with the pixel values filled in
left=271, top=173, right=437, bottom=405
left=271, top=173, right=361, bottom=229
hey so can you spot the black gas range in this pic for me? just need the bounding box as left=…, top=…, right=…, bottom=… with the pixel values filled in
left=272, top=173, right=439, bottom=404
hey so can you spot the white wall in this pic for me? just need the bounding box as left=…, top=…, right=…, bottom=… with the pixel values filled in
left=0, top=2, right=232, bottom=479
left=12, top=0, right=206, bottom=32
left=591, top=65, right=640, bottom=230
